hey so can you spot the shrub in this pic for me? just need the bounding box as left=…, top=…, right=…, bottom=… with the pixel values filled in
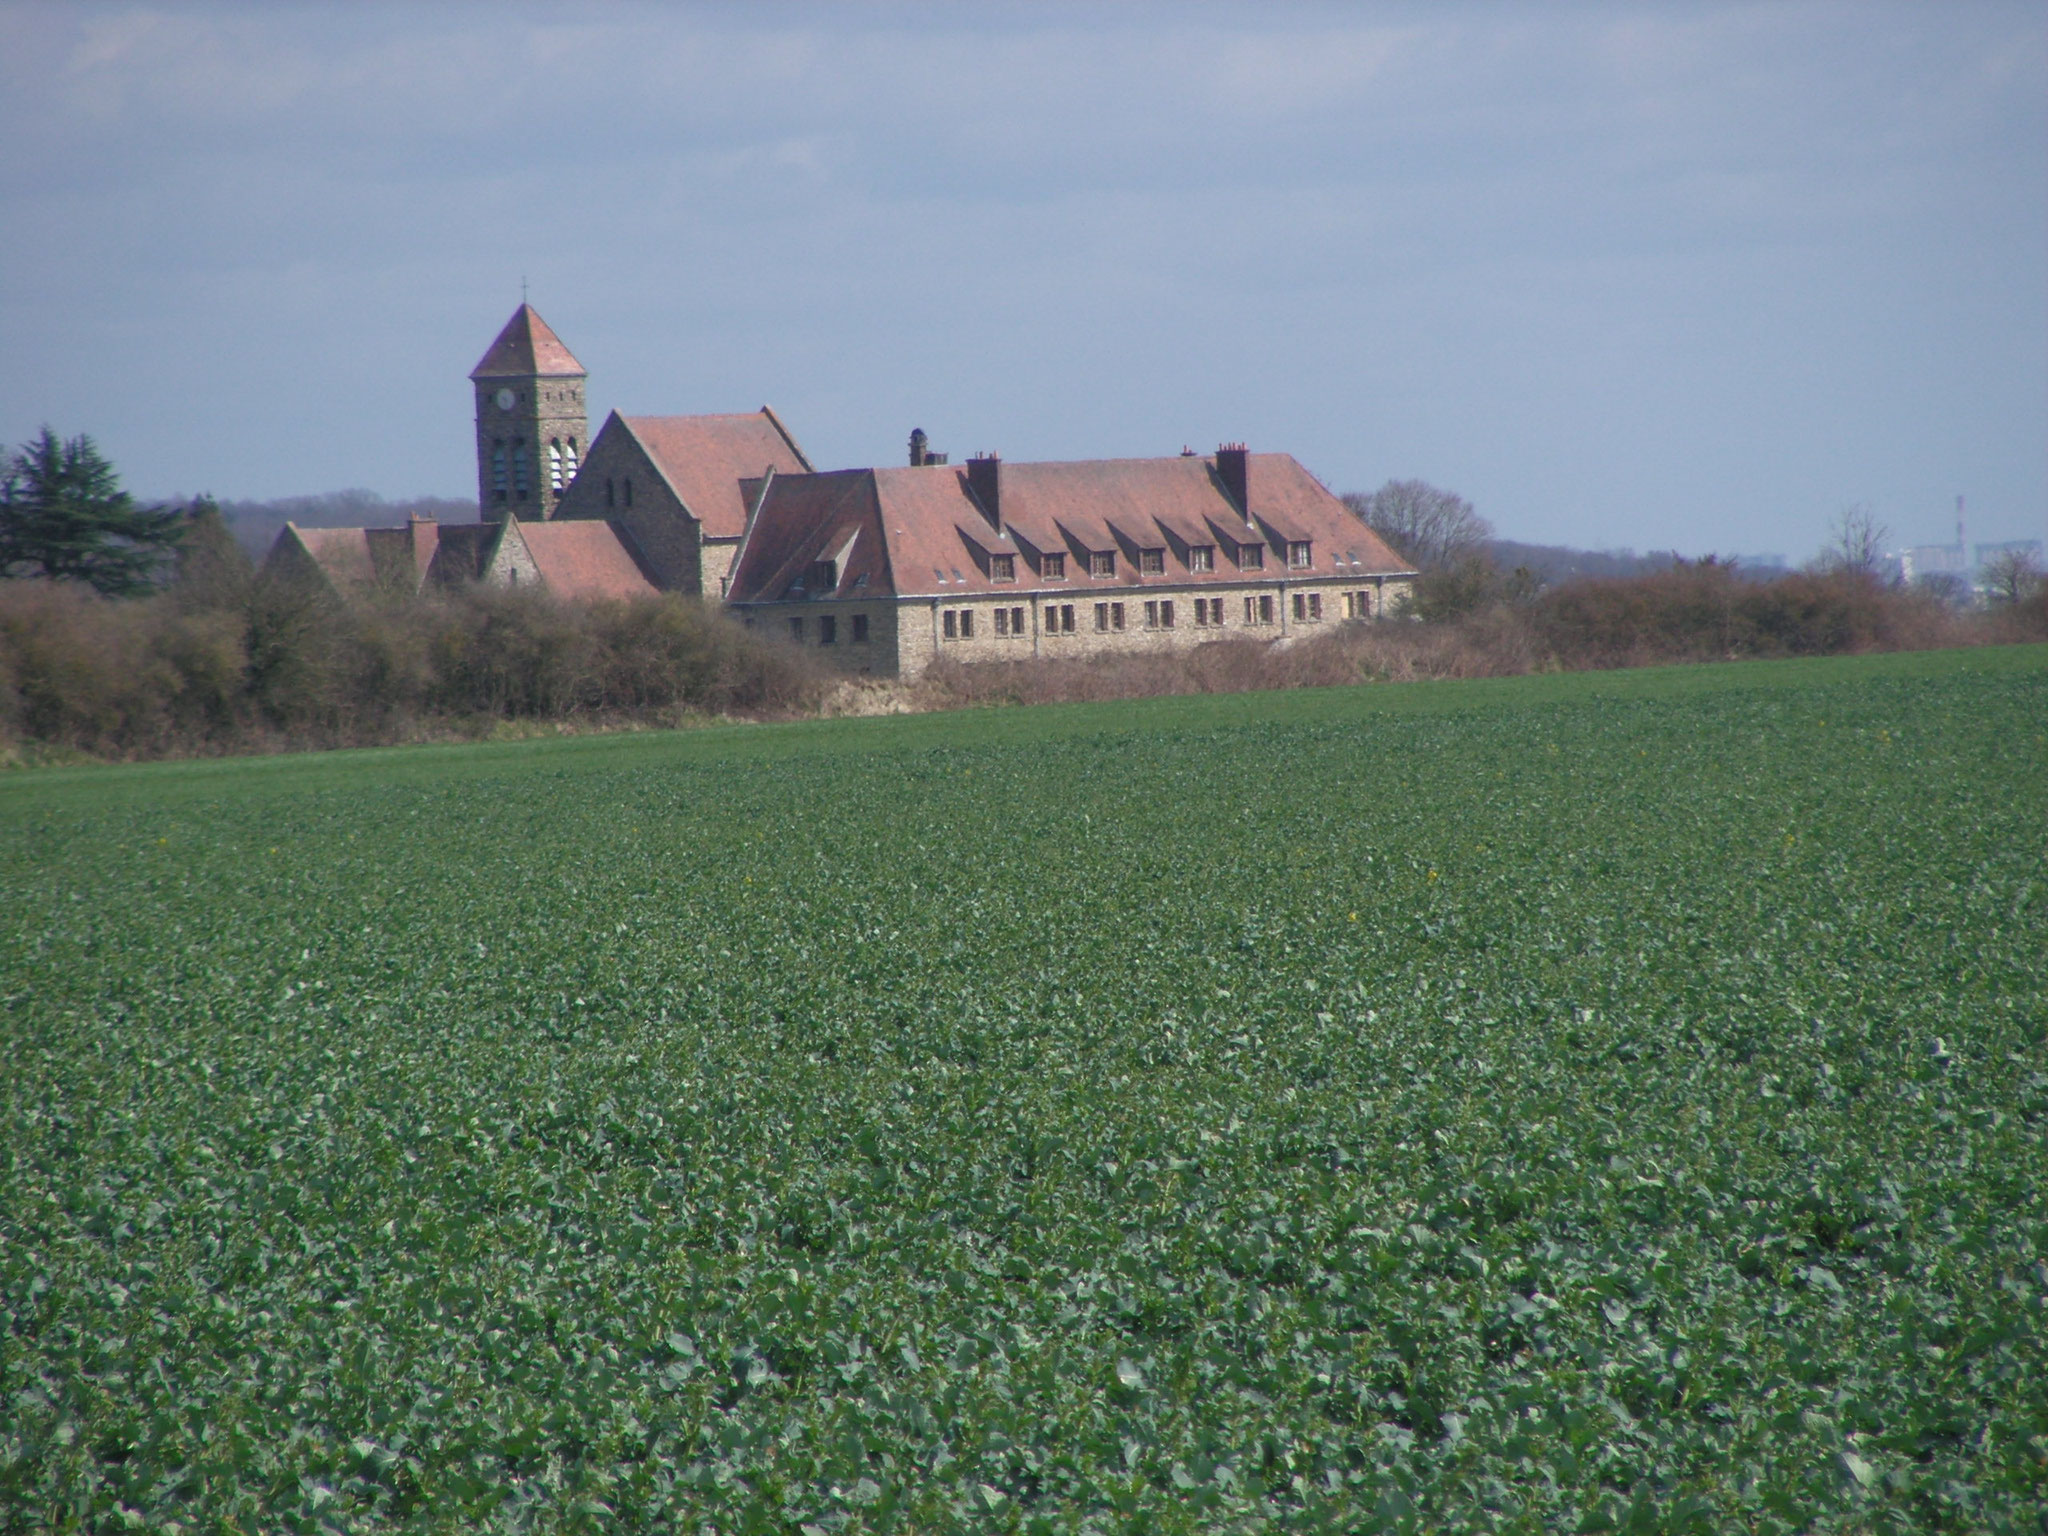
left=0, top=577, right=824, bottom=761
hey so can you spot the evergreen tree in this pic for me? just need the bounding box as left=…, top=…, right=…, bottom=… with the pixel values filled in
left=0, top=427, right=184, bottom=595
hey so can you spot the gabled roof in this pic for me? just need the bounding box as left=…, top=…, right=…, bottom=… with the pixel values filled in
left=277, top=519, right=450, bottom=594
left=616, top=409, right=814, bottom=540
left=506, top=518, right=661, bottom=602
left=725, top=450, right=1413, bottom=603
left=470, top=304, right=586, bottom=379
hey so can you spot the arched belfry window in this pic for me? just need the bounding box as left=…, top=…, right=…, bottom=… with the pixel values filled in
left=512, top=440, right=530, bottom=498
left=548, top=440, right=564, bottom=492
left=564, top=438, right=579, bottom=479
left=490, top=442, right=508, bottom=503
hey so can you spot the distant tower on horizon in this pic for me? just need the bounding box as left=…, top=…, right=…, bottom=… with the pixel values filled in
left=469, top=304, right=588, bottom=522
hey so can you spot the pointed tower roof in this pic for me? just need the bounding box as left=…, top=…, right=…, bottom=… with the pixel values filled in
left=470, top=304, right=586, bottom=379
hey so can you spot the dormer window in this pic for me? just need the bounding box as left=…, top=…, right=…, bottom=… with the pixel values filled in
left=1288, top=541, right=1313, bottom=569
left=1139, top=548, right=1165, bottom=576
left=1237, top=542, right=1264, bottom=570
left=990, top=554, right=1016, bottom=582
left=808, top=559, right=838, bottom=593
left=1090, top=550, right=1115, bottom=578
left=1042, top=552, right=1066, bottom=579
left=1189, top=545, right=1214, bottom=572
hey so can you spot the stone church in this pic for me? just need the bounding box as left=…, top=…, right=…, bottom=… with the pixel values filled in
left=265, top=305, right=1415, bottom=678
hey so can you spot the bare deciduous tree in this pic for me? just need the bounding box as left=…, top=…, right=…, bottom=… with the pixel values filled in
left=1815, top=503, right=1889, bottom=576
left=1979, top=547, right=2043, bottom=606
left=1342, top=480, right=1492, bottom=572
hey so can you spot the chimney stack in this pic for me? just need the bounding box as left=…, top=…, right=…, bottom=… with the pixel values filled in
left=967, top=453, right=1002, bottom=528
left=909, top=427, right=928, bottom=467
left=1216, top=443, right=1249, bottom=515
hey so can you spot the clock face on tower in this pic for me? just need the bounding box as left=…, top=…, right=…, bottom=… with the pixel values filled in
left=494, top=388, right=516, bottom=411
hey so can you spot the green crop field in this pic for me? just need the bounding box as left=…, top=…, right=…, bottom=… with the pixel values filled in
left=4, top=648, right=2045, bottom=1535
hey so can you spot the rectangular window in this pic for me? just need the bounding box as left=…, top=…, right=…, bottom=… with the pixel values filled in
left=1059, top=604, right=1075, bottom=632
left=995, top=607, right=1011, bottom=637
left=788, top=617, right=803, bottom=641
left=1195, top=597, right=1220, bottom=627
left=1042, top=552, right=1066, bottom=579
left=1293, top=592, right=1306, bottom=621
left=1140, top=548, right=1165, bottom=576
left=1289, top=541, right=1313, bottom=569
left=819, top=614, right=838, bottom=644
left=1090, top=551, right=1115, bottom=578
left=1095, top=602, right=1109, bottom=632
left=1189, top=545, right=1214, bottom=572
left=960, top=609, right=974, bottom=639
left=1238, top=543, right=1263, bottom=570
left=851, top=613, right=870, bottom=642
left=944, top=610, right=958, bottom=639
left=1161, top=600, right=1175, bottom=628
left=1011, top=606, right=1025, bottom=635
left=1307, top=592, right=1322, bottom=621
left=990, top=554, right=1016, bottom=582
left=1144, top=600, right=1159, bottom=629
left=1260, top=594, right=1274, bottom=624
left=1112, top=602, right=1126, bottom=631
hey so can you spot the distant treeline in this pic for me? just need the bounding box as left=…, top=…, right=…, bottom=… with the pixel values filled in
left=1487, top=540, right=1787, bottom=586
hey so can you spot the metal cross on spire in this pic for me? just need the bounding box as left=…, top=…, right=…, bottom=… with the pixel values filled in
left=521, top=275, right=529, bottom=304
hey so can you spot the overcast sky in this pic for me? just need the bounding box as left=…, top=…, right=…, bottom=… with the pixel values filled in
left=3, top=1, right=2043, bottom=556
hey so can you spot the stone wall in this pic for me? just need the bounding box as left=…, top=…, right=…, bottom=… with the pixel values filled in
left=738, top=576, right=1411, bottom=679
left=555, top=428, right=703, bottom=595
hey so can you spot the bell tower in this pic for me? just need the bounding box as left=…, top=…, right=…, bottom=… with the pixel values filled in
left=470, top=304, right=588, bottom=521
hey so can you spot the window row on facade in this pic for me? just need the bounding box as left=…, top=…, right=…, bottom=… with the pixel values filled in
left=787, top=613, right=872, bottom=645
left=929, top=588, right=1384, bottom=641
left=978, top=538, right=1313, bottom=583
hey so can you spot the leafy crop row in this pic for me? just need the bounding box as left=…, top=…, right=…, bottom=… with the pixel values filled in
left=3, top=651, right=2044, bottom=1532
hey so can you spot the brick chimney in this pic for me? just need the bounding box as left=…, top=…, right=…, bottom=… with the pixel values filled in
left=909, top=427, right=928, bottom=467
left=1216, top=443, right=1249, bottom=515
left=967, top=452, right=1001, bottom=528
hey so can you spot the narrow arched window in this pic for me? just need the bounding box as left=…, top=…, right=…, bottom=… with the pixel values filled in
left=564, top=438, right=579, bottom=479
left=512, top=440, right=529, bottom=497
left=605, top=477, right=615, bottom=509
left=548, top=440, right=564, bottom=491
left=491, top=442, right=508, bottom=502
left=624, top=477, right=634, bottom=508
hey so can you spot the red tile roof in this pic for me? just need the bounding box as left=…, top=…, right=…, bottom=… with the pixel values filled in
left=510, top=518, right=661, bottom=602
left=619, top=410, right=813, bottom=539
left=726, top=450, right=1412, bottom=603
left=470, top=304, right=586, bottom=379
left=281, top=519, right=449, bottom=592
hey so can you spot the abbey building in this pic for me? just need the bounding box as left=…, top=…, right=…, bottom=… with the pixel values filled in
left=265, top=305, right=1415, bottom=678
